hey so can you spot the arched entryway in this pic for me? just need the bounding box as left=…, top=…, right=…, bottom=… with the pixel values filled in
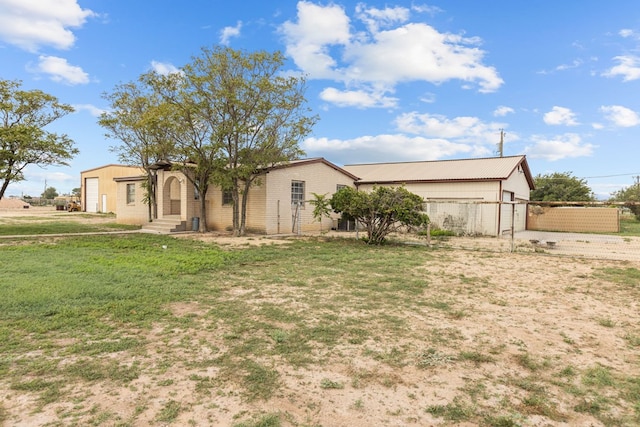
left=163, top=176, right=181, bottom=216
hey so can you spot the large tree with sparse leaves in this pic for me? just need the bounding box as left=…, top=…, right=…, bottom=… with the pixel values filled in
left=0, top=79, right=78, bottom=201
left=180, top=46, right=316, bottom=236
left=99, top=78, right=175, bottom=221
left=146, top=46, right=317, bottom=235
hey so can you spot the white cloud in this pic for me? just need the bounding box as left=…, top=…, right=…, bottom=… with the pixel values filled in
left=493, top=106, right=514, bottom=117
left=72, top=104, right=106, bottom=117
left=395, top=112, right=512, bottom=145
left=543, top=106, right=579, bottom=126
left=600, top=105, right=640, bottom=127
left=34, top=55, right=89, bottom=85
left=0, top=0, right=95, bottom=52
left=150, top=60, right=182, bottom=76
left=619, top=29, right=638, bottom=39
left=319, top=87, right=397, bottom=108
left=303, top=133, right=477, bottom=162
left=525, top=133, right=595, bottom=161
left=279, top=1, right=351, bottom=81
left=220, top=21, right=242, bottom=45
left=603, top=55, right=640, bottom=81
left=355, top=4, right=410, bottom=33
left=279, top=1, right=503, bottom=108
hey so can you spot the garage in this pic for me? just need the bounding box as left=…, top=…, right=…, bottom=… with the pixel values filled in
left=85, top=178, right=99, bottom=212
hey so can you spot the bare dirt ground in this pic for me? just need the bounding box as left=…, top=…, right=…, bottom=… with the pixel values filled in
left=1, top=207, right=639, bottom=426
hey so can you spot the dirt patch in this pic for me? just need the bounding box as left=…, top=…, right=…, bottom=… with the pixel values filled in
left=2, top=216, right=639, bottom=426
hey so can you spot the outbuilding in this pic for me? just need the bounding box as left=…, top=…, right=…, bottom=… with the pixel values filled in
left=342, top=155, right=534, bottom=236
left=80, top=164, right=144, bottom=213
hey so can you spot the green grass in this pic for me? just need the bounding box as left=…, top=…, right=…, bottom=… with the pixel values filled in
left=1, top=232, right=639, bottom=426
left=0, top=219, right=140, bottom=235
left=619, top=216, right=640, bottom=236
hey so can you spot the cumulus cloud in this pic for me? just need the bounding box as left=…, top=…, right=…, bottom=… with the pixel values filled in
left=319, top=87, right=398, bottom=108
left=279, top=1, right=503, bottom=108
left=604, top=55, right=640, bottom=81
left=0, top=0, right=95, bottom=52
left=493, top=106, right=514, bottom=117
left=150, top=60, right=183, bottom=76
left=72, top=104, right=106, bottom=117
left=33, top=55, right=89, bottom=85
left=395, top=112, right=511, bottom=145
left=303, top=134, right=477, bottom=163
left=220, top=21, right=242, bottom=45
left=543, top=106, right=579, bottom=126
left=525, top=133, right=595, bottom=161
left=600, top=105, right=640, bottom=127
left=302, top=111, right=517, bottom=164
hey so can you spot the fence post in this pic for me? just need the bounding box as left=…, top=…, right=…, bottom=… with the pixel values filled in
left=510, top=202, right=515, bottom=252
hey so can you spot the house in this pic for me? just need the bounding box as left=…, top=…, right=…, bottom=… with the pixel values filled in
left=104, top=155, right=534, bottom=236
left=342, top=155, right=534, bottom=236
left=80, top=164, right=145, bottom=213
left=114, top=158, right=358, bottom=234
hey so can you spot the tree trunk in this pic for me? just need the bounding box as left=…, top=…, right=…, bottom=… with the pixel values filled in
left=198, top=183, right=208, bottom=232
left=146, top=170, right=154, bottom=223
left=0, top=178, right=10, bottom=201
left=239, top=179, right=253, bottom=237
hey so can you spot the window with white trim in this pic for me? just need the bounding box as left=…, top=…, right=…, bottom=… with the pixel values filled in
left=291, top=180, right=305, bottom=207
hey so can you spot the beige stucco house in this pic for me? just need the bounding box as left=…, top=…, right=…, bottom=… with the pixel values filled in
left=342, top=155, right=534, bottom=236
left=103, top=155, right=534, bottom=236
left=114, top=158, right=358, bottom=234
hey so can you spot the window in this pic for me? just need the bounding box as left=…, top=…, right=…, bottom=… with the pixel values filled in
left=336, top=184, right=347, bottom=192
left=222, top=190, right=233, bottom=205
left=126, top=183, right=135, bottom=204
left=291, top=180, right=305, bottom=207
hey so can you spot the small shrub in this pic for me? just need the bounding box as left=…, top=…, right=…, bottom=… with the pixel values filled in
left=320, top=378, right=344, bottom=389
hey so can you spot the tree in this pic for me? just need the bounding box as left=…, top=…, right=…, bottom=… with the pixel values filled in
left=179, top=46, right=316, bottom=236
left=71, top=187, right=81, bottom=199
left=99, top=78, right=175, bottom=222
left=330, top=186, right=429, bottom=245
left=0, top=79, right=78, bottom=201
left=42, top=186, right=58, bottom=199
left=610, top=179, right=640, bottom=220
left=142, top=70, right=223, bottom=233
left=309, top=192, right=331, bottom=232
left=530, top=172, right=594, bottom=202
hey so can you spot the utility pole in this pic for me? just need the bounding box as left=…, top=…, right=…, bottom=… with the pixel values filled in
left=497, top=129, right=505, bottom=157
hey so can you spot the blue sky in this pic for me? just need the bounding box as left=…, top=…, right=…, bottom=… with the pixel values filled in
left=1, top=0, right=640, bottom=199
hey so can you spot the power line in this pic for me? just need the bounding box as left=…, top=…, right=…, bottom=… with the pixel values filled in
left=580, top=172, right=640, bottom=179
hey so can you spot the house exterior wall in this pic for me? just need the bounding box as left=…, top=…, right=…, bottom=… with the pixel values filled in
left=80, top=165, right=144, bottom=213
left=114, top=178, right=148, bottom=224
left=264, top=163, right=356, bottom=234
left=204, top=183, right=267, bottom=233
left=203, top=162, right=355, bottom=234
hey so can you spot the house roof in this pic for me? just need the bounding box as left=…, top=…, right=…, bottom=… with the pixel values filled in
left=264, top=157, right=360, bottom=181
left=80, top=164, right=144, bottom=174
left=343, top=155, right=534, bottom=189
